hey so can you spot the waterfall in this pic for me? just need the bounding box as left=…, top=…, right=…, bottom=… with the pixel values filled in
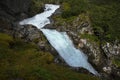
left=20, top=4, right=60, bottom=29
left=19, top=4, right=98, bottom=75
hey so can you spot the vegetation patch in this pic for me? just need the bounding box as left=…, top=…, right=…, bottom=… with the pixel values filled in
left=89, top=0, right=120, bottom=42
left=80, top=34, right=99, bottom=42
left=112, top=57, right=120, bottom=67
left=0, top=33, right=99, bottom=80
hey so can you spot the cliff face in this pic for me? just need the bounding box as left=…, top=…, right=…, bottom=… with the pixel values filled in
left=0, top=0, right=31, bottom=15
left=0, top=0, right=31, bottom=34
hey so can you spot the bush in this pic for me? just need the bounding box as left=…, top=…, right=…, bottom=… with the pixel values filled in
left=89, top=0, right=120, bottom=42
left=61, top=0, right=88, bottom=18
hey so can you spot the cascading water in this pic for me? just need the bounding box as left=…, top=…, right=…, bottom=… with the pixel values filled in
left=20, top=4, right=99, bottom=75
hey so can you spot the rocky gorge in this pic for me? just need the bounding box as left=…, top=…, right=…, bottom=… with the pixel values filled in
left=0, top=0, right=120, bottom=80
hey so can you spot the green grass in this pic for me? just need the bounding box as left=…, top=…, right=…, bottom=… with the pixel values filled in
left=0, top=33, right=13, bottom=42
left=0, top=33, right=100, bottom=80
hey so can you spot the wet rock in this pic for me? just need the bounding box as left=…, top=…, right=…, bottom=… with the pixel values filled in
left=79, top=39, right=103, bottom=66
left=38, top=41, right=46, bottom=50
left=103, top=67, right=112, bottom=74
left=102, top=42, right=120, bottom=58
left=13, top=23, right=41, bottom=41
left=73, top=37, right=120, bottom=79
left=79, top=26, right=93, bottom=34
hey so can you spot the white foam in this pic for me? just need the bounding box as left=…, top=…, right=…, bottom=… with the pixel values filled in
left=41, top=29, right=98, bottom=75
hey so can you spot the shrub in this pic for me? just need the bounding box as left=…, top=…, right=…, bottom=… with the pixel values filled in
left=89, top=0, right=120, bottom=42
left=61, top=0, right=88, bottom=18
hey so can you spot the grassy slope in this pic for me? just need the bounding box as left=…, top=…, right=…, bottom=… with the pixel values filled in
left=0, top=33, right=99, bottom=80
left=89, top=0, right=120, bottom=42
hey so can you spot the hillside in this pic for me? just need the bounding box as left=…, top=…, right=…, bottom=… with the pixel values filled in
left=0, top=0, right=120, bottom=80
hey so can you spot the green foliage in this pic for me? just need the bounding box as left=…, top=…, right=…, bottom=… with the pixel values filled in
left=89, top=0, right=120, bottom=42
left=0, top=33, right=13, bottom=42
left=0, top=33, right=99, bottom=80
left=112, top=57, right=120, bottom=67
left=0, top=33, right=13, bottom=55
left=61, top=0, right=88, bottom=18
left=10, top=39, right=38, bottom=51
